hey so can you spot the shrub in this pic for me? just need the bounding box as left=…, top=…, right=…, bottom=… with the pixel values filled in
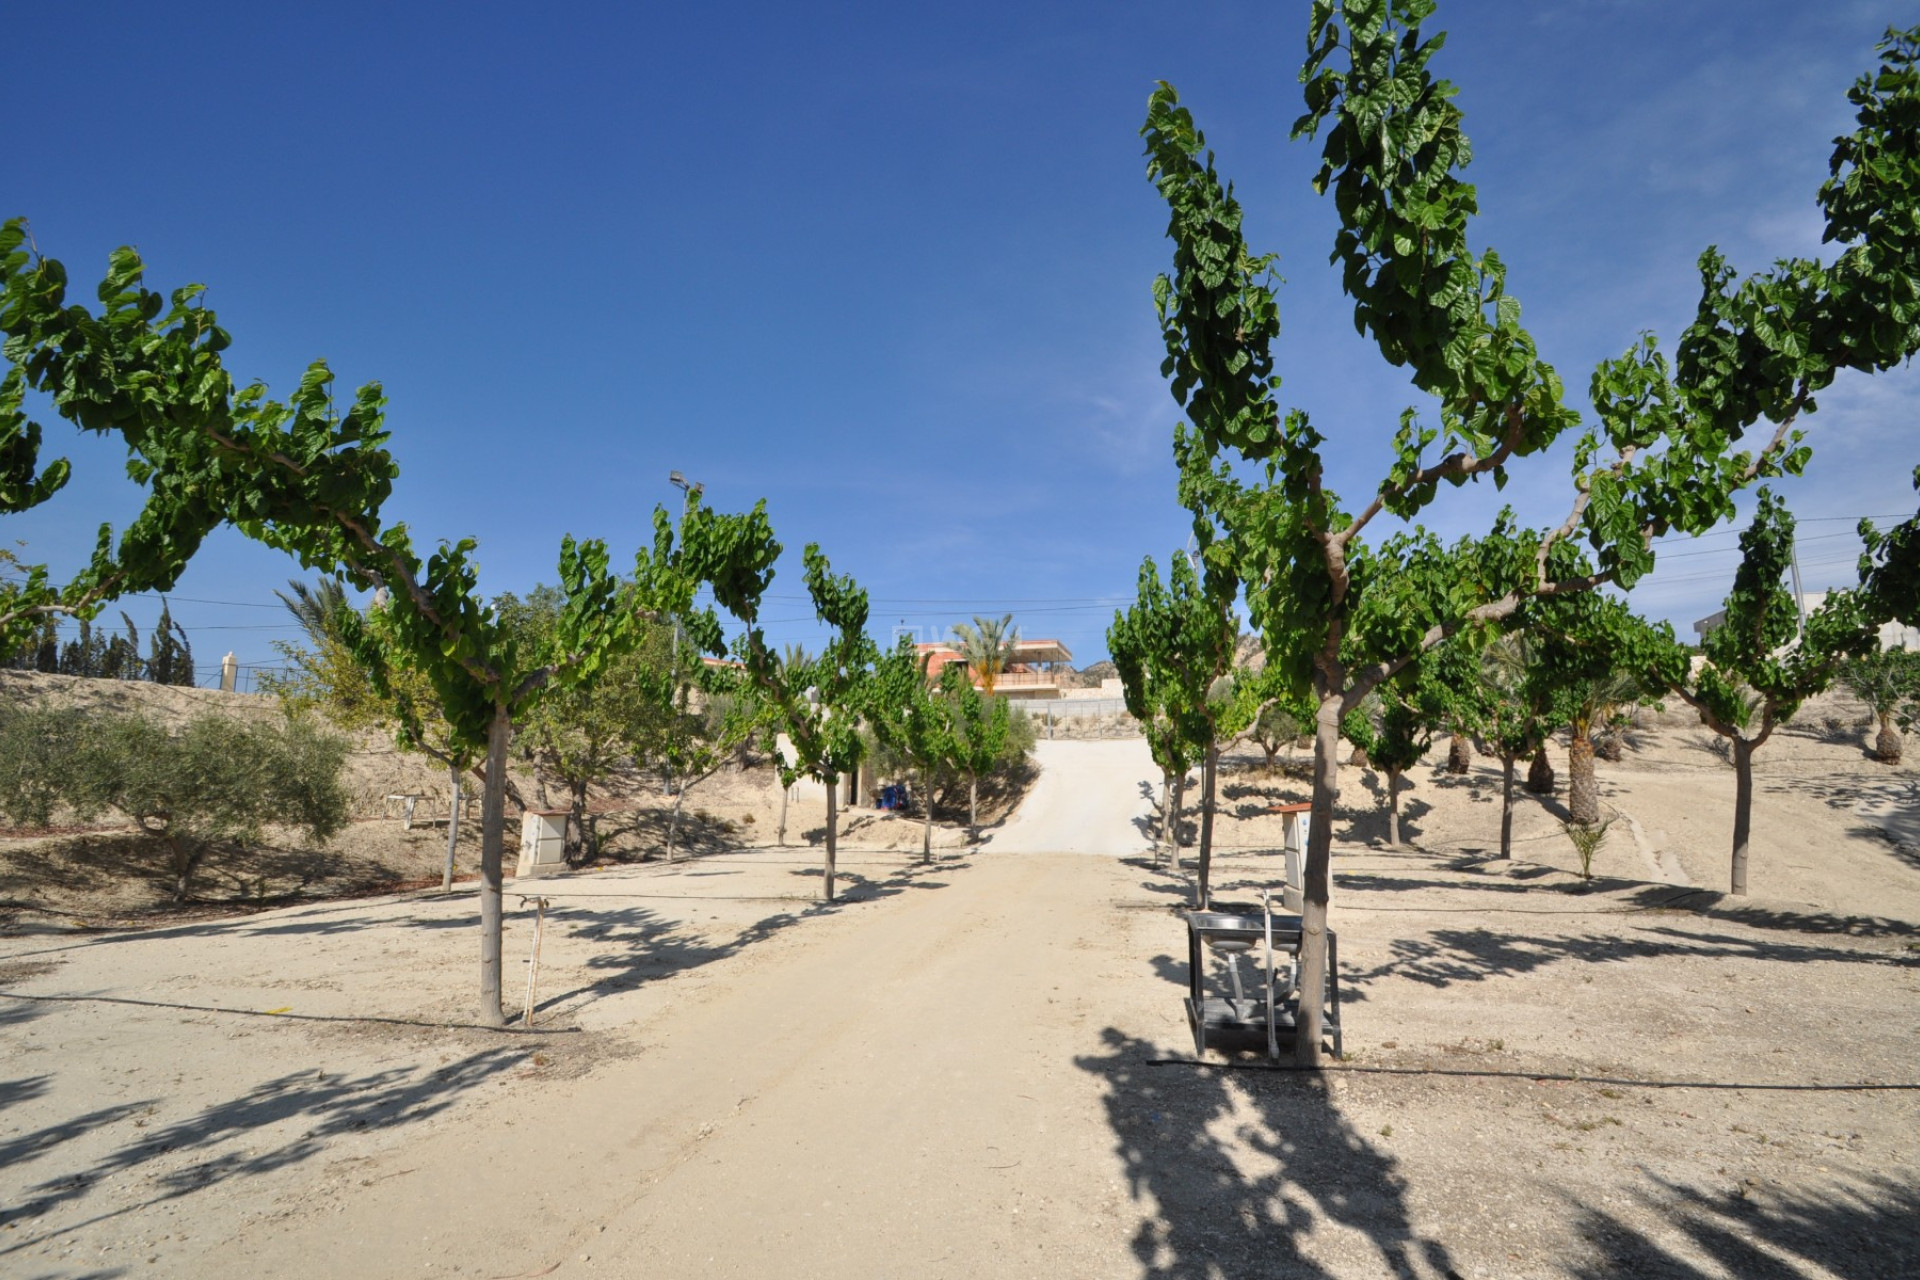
left=0, top=706, right=350, bottom=903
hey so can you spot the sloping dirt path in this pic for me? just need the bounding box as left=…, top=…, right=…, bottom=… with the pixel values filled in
left=987, top=738, right=1158, bottom=854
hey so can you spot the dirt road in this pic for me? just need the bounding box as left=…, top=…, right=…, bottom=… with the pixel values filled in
left=988, top=738, right=1158, bottom=854
left=6, top=740, right=1920, bottom=1278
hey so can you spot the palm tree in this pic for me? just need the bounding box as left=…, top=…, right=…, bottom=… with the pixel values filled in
left=950, top=614, right=1019, bottom=697
left=277, top=577, right=351, bottom=647
left=1839, top=649, right=1919, bottom=764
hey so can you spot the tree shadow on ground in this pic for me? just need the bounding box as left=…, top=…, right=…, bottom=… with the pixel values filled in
left=1561, top=1170, right=1920, bottom=1279
left=1076, top=1028, right=1458, bottom=1279
left=0, top=1043, right=526, bottom=1257
left=585, top=806, right=750, bottom=864
left=534, top=855, right=966, bottom=1020
left=0, top=831, right=414, bottom=917
left=1340, top=922, right=1918, bottom=1003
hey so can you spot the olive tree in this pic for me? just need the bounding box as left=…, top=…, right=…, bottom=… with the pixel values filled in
left=0, top=705, right=349, bottom=903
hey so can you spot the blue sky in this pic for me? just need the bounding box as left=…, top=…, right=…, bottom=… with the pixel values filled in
left=7, top=0, right=1917, bottom=683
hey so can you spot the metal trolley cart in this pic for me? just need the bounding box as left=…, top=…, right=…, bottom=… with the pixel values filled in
left=1184, top=893, right=1342, bottom=1060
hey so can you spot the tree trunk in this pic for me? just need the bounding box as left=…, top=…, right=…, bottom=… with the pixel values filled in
left=1875, top=713, right=1903, bottom=765
left=1196, top=744, right=1218, bottom=909
left=1385, top=766, right=1403, bottom=847
left=567, top=781, right=589, bottom=862
left=1169, top=771, right=1187, bottom=872
left=1158, top=771, right=1176, bottom=865
left=1499, top=754, right=1516, bottom=860
left=823, top=773, right=838, bottom=902
left=1730, top=735, right=1753, bottom=896
left=441, top=763, right=462, bottom=893
left=169, top=836, right=198, bottom=904
left=920, top=764, right=934, bottom=863
left=777, top=782, right=790, bottom=846
left=1526, top=746, right=1555, bottom=795
left=968, top=772, right=979, bottom=845
left=1568, top=722, right=1599, bottom=825
left=479, top=704, right=510, bottom=1028
left=1446, top=733, right=1471, bottom=774
left=1349, top=743, right=1369, bottom=768
left=1294, top=693, right=1342, bottom=1068
left=666, top=786, right=687, bottom=863
left=1262, top=744, right=1278, bottom=774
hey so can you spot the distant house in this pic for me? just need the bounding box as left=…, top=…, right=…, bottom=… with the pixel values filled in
left=1693, top=592, right=1920, bottom=650
left=915, top=638, right=1075, bottom=700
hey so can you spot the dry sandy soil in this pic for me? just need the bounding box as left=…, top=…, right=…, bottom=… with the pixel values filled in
left=2, top=695, right=1919, bottom=1278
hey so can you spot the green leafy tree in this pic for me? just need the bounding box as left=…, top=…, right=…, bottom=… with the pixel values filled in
left=1526, top=588, right=1658, bottom=825
left=1143, top=6, right=1920, bottom=1064
left=1105, top=552, right=1221, bottom=890
left=1368, top=674, right=1432, bottom=848
left=0, top=242, right=228, bottom=662
left=1245, top=687, right=1308, bottom=774
left=939, top=663, right=1014, bottom=845
left=267, top=577, right=484, bottom=892
left=658, top=668, right=767, bottom=862
left=0, top=700, right=97, bottom=827
left=143, top=599, right=194, bottom=686
left=499, top=586, right=676, bottom=862
left=865, top=638, right=953, bottom=862
left=5, top=232, right=639, bottom=1025
left=1838, top=648, right=1920, bottom=764
left=646, top=496, right=874, bottom=901
left=1858, top=469, right=1920, bottom=630
left=1476, top=632, right=1560, bottom=859
left=1637, top=491, right=1873, bottom=893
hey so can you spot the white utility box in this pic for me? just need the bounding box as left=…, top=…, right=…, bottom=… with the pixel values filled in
left=1276, top=804, right=1313, bottom=914
left=516, top=810, right=569, bottom=879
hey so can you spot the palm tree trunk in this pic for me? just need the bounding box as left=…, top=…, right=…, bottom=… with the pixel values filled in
left=1446, top=733, right=1471, bottom=774
left=1569, top=720, right=1599, bottom=825
left=1525, top=746, right=1555, bottom=795
left=1875, top=712, right=1903, bottom=764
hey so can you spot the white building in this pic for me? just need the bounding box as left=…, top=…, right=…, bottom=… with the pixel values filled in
left=1693, top=592, right=1920, bottom=650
